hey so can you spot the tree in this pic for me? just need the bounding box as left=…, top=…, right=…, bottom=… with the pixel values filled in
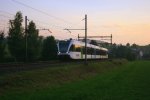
left=27, top=21, right=40, bottom=61
left=126, top=49, right=136, bottom=61
left=115, top=45, right=127, bottom=58
left=126, top=43, right=130, bottom=47
left=109, top=43, right=117, bottom=58
left=7, top=11, right=25, bottom=61
left=0, top=31, right=6, bottom=62
left=42, top=36, right=57, bottom=60
left=131, top=43, right=138, bottom=49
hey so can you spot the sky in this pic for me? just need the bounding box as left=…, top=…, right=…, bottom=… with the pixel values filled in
left=0, top=0, right=150, bottom=45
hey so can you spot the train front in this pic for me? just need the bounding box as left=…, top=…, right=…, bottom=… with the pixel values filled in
left=57, top=40, right=71, bottom=60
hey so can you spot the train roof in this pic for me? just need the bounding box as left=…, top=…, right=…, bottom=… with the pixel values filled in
left=69, top=40, right=108, bottom=51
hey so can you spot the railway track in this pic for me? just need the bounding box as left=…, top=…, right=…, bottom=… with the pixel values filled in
left=0, top=60, right=110, bottom=75
left=0, top=61, right=73, bottom=75
left=0, top=60, right=87, bottom=75
left=0, top=61, right=62, bottom=68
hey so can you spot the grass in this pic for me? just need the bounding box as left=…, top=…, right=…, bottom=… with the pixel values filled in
left=0, top=60, right=150, bottom=100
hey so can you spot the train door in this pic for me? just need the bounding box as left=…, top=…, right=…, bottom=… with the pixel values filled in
left=81, top=46, right=83, bottom=59
left=94, top=49, right=96, bottom=58
left=91, top=48, right=96, bottom=59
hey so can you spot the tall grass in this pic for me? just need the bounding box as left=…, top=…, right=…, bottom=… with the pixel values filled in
left=2, top=60, right=150, bottom=100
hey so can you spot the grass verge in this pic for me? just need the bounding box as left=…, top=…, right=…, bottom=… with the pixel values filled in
left=3, top=59, right=150, bottom=100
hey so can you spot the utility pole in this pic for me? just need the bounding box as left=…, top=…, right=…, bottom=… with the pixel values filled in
left=25, top=16, right=28, bottom=62
left=64, top=14, right=88, bottom=65
left=111, top=34, right=112, bottom=45
left=85, top=15, right=87, bottom=65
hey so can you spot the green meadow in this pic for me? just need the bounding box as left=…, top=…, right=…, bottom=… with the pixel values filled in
left=0, top=60, right=150, bottom=100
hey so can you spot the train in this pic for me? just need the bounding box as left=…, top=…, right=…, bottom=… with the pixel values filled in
left=57, top=39, right=108, bottom=60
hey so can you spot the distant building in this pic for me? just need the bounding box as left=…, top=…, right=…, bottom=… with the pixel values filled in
left=132, top=48, right=143, bottom=60
left=139, top=50, right=143, bottom=59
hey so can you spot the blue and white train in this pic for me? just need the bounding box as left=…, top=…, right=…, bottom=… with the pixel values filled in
left=57, top=39, right=108, bottom=60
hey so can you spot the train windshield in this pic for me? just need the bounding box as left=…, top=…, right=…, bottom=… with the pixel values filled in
left=59, top=41, right=70, bottom=53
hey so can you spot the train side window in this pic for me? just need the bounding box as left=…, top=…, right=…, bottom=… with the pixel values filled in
left=69, top=45, right=75, bottom=51
left=87, top=47, right=91, bottom=55
left=75, top=45, right=81, bottom=52
left=100, top=50, right=103, bottom=55
left=82, top=47, right=85, bottom=54
left=91, top=48, right=95, bottom=55
left=82, top=47, right=93, bottom=55
left=70, top=45, right=81, bottom=52
left=90, top=48, right=93, bottom=55
left=95, top=49, right=100, bottom=55
left=100, top=50, right=107, bottom=55
left=82, top=46, right=89, bottom=54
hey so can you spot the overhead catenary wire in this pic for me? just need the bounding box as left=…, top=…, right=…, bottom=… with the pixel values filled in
left=1, top=1, right=91, bottom=40
left=0, top=11, right=13, bottom=27
left=28, top=18, right=66, bottom=29
left=0, top=14, right=12, bottom=19
left=27, top=17, right=78, bottom=39
left=0, top=10, right=14, bottom=16
left=11, top=0, right=78, bottom=26
left=11, top=0, right=85, bottom=32
left=29, top=20, right=76, bottom=39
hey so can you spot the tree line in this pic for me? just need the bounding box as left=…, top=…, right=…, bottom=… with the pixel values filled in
left=109, top=42, right=150, bottom=61
left=109, top=43, right=137, bottom=61
left=0, top=11, right=57, bottom=62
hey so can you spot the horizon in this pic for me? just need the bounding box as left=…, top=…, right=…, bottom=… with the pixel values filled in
left=1, top=0, right=150, bottom=46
